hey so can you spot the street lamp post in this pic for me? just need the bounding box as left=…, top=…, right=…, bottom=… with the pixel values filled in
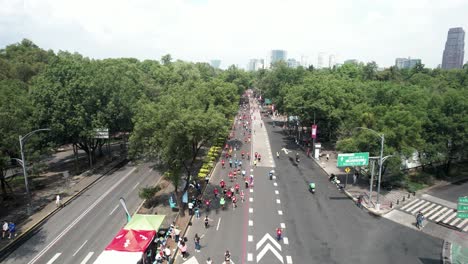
left=355, top=127, right=384, bottom=210
left=19, top=128, right=51, bottom=215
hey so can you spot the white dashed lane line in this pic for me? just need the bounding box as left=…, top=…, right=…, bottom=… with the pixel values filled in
left=276, top=199, right=281, bottom=204
left=275, top=190, right=279, bottom=195
left=278, top=210, right=283, bottom=215
left=249, top=208, right=253, bottom=213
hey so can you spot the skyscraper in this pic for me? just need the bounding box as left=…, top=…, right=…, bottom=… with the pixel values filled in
left=395, top=57, right=421, bottom=69
left=270, top=50, right=287, bottom=65
left=210, top=60, right=221, bottom=69
left=329, top=54, right=336, bottom=68
left=317, top=52, right=327, bottom=69
left=247, top=59, right=265, bottom=71
left=442, top=27, right=465, bottom=69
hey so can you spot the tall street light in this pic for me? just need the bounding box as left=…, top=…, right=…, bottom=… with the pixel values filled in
left=19, top=128, right=51, bottom=215
left=355, top=127, right=384, bottom=211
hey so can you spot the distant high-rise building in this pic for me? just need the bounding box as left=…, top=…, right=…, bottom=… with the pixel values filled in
left=247, top=59, right=265, bottom=71
left=395, top=57, right=421, bottom=69
left=210, top=60, right=221, bottom=69
left=329, top=54, right=336, bottom=68
left=287, top=58, right=300, bottom=68
left=300, top=55, right=309, bottom=68
left=270, top=50, right=287, bottom=65
left=344, top=59, right=358, bottom=65
left=442, top=27, right=465, bottom=69
left=317, top=52, right=327, bottom=69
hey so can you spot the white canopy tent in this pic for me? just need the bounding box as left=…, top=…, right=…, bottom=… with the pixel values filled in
left=93, top=250, right=142, bottom=264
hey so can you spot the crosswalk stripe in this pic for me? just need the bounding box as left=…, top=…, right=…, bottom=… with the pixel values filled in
left=464, top=224, right=468, bottom=232
left=401, top=199, right=420, bottom=210
left=46, top=253, right=61, bottom=264
left=80, top=252, right=94, bottom=264
left=424, top=205, right=442, bottom=218
left=421, top=203, right=437, bottom=214
left=442, top=212, right=457, bottom=223
left=404, top=200, right=425, bottom=212
left=427, top=206, right=446, bottom=220
left=456, top=219, right=468, bottom=229
left=410, top=201, right=431, bottom=214
left=435, top=209, right=453, bottom=222
left=449, top=218, right=462, bottom=226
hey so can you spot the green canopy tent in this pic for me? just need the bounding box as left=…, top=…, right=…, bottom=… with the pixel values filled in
left=124, top=214, right=165, bottom=231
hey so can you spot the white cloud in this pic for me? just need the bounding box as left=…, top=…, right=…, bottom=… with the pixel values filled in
left=0, top=0, right=467, bottom=68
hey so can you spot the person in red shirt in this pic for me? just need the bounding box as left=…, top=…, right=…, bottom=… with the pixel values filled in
left=240, top=190, right=245, bottom=202
left=235, top=183, right=240, bottom=193
left=220, top=179, right=225, bottom=189
left=213, top=188, right=219, bottom=198
left=276, top=228, right=282, bottom=241
left=221, top=159, right=225, bottom=168
left=241, top=151, right=245, bottom=159
left=229, top=172, right=234, bottom=182
left=232, top=195, right=237, bottom=208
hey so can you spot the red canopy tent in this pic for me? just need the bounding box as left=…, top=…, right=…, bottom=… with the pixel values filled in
left=105, top=229, right=155, bottom=252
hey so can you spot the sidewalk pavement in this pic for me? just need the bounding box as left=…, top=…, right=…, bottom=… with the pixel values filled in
left=0, top=157, right=126, bottom=260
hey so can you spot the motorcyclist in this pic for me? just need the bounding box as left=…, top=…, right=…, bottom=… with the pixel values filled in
left=295, top=152, right=300, bottom=162
left=276, top=228, right=282, bottom=241
left=268, top=170, right=274, bottom=180
left=309, top=182, right=316, bottom=193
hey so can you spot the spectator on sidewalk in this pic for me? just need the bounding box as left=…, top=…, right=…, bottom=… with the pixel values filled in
left=2, top=221, right=8, bottom=239
left=326, top=153, right=330, bottom=161
left=56, top=194, right=61, bottom=207
left=353, top=172, right=358, bottom=185
left=8, top=221, right=16, bottom=238
left=174, top=226, right=181, bottom=243
left=357, top=195, right=363, bottom=209
left=179, top=241, right=188, bottom=260
left=163, top=246, right=171, bottom=263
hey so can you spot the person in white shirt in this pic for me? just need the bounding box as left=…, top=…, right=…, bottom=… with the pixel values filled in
left=2, top=221, right=8, bottom=239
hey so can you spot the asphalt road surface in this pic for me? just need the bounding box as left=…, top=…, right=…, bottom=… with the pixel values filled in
left=3, top=163, right=160, bottom=264
left=427, top=178, right=468, bottom=203
left=181, top=97, right=442, bottom=264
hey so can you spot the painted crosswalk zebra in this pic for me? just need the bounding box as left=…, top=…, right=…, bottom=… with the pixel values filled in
left=399, top=198, right=468, bottom=232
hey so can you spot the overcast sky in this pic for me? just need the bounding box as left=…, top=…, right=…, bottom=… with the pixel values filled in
left=1, top=0, right=467, bottom=69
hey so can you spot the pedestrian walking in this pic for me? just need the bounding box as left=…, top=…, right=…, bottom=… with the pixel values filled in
left=205, top=175, right=210, bottom=184
left=56, top=194, right=61, bottom=207
left=353, top=172, right=358, bottom=185
left=326, top=153, right=330, bottom=162
left=206, top=257, right=213, bottom=264
left=195, top=206, right=201, bottom=219
left=179, top=241, right=188, bottom=260
left=194, top=233, right=201, bottom=252
left=7, top=222, right=16, bottom=239
left=253, top=160, right=257, bottom=167
left=2, top=221, right=8, bottom=239
left=188, top=201, right=194, bottom=215
left=357, top=195, right=363, bottom=209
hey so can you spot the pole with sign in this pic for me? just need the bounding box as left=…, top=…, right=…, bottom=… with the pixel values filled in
left=344, top=167, right=351, bottom=188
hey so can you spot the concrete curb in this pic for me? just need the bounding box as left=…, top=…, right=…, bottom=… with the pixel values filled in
left=0, top=158, right=128, bottom=261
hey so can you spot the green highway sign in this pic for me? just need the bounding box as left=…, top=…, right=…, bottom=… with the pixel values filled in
left=458, top=205, right=468, bottom=211
left=457, top=212, right=468, bottom=219
left=458, top=197, right=468, bottom=204
left=337, top=152, right=369, bottom=167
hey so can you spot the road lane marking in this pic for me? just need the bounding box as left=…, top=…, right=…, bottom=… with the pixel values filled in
left=28, top=167, right=137, bottom=264
left=410, top=201, right=431, bottom=214
left=286, top=255, right=293, bottom=264
left=80, top=252, right=94, bottom=264
left=275, top=190, right=279, bottom=195
left=273, top=182, right=278, bottom=186
left=131, top=181, right=140, bottom=191
left=283, top=237, right=289, bottom=244
left=280, top=223, right=286, bottom=228
left=428, top=207, right=448, bottom=220
left=249, top=220, right=253, bottom=226
left=443, top=212, right=457, bottom=223
left=404, top=199, right=425, bottom=212
left=248, top=235, right=253, bottom=242
left=435, top=209, right=453, bottom=222
left=400, top=198, right=420, bottom=210
left=250, top=188, right=253, bottom=193
left=276, top=199, right=281, bottom=204
left=216, top=217, right=221, bottom=231
left=249, top=208, right=253, bottom=213
left=72, top=240, right=87, bottom=256
left=456, top=218, right=468, bottom=228
left=248, top=253, right=253, bottom=261
left=278, top=210, right=283, bottom=215
left=249, top=197, right=253, bottom=202
left=109, top=204, right=119, bottom=216
left=424, top=205, right=442, bottom=218
left=46, top=253, right=61, bottom=264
